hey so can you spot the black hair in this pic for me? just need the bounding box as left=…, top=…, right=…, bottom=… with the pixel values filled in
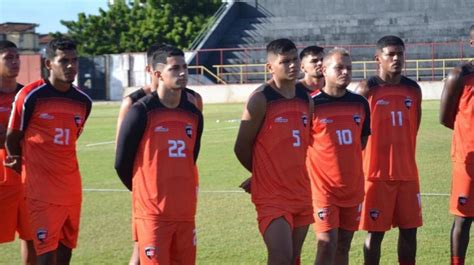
left=470, top=25, right=474, bottom=32
left=299, top=45, right=324, bottom=60
left=376, top=35, right=405, bottom=51
left=0, top=40, right=17, bottom=53
left=45, top=38, right=77, bottom=59
left=149, top=45, right=184, bottom=69
left=146, top=43, right=171, bottom=66
left=266, top=38, right=297, bottom=55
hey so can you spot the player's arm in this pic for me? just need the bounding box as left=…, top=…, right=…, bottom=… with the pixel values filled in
left=354, top=79, right=369, bottom=98
left=440, top=67, right=464, bottom=129
left=234, top=91, right=266, bottom=172
left=115, top=96, right=133, bottom=144
left=194, top=112, right=204, bottom=162
left=114, top=103, right=147, bottom=191
left=195, top=93, right=203, bottom=112
left=4, top=128, right=24, bottom=174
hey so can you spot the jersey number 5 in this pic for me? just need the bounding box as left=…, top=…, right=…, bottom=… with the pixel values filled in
left=292, top=130, right=301, bottom=147
left=168, top=140, right=186, bottom=158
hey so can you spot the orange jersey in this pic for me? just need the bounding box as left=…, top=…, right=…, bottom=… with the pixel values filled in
left=251, top=84, right=312, bottom=208
left=307, top=90, right=370, bottom=206
left=452, top=68, right=474, bottom=164
left=115, top=90, right=203, bottom=221
left=0, top=84, right=22, bottom=186
left=363, top=76, right=421, bottom=181
left=8, top=79, right=92, bottom=205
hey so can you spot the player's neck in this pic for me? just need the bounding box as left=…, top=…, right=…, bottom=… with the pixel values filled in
left=378, top=71, right=402, bottom=84
left=322, top=84, right=347, bottom=98
left=48, top=77, right=72, bottom=92
left=148, top=79, right=159, bottom=93
left=0, top=76, right=17, bottom=92
left=302, top=76, right=324, bottom=91
left=270, top=78, right=296, bottom=98
left=157, top=86, right=181, bottom=108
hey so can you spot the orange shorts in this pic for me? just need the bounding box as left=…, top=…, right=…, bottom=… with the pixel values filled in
left=360, top=180, right=422, bottom=231
left=136, top=219, right=196, bottom=265
left=313, top=203, right=362, bottom=233
left=450, top=162, right=474, bottom=217
left=27, top=199, right=81, bottom=255
left=256, top=204, right=314, bottom=235
left=0, top=185, right=32, bottom=243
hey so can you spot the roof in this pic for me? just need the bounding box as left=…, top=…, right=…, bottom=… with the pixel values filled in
left=39, top=34, right=53, bottom=44
left=0, top=23, right=38, bottom=33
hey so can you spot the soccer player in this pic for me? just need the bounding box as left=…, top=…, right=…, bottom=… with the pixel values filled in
left=439, top=25, right=474, bottom=265
left=115, top=43, right=202, bottom=265
left=115, top=45, right=203, bottom=264
left=5, top=38, right=92, bottom=265
left=297, top=45, right=325, bottom=96
left=307, top=48, right=370, bottom=265
left=356, top=35, right=422, bottom=265
left=0, top=40, right=36, bottom=264
left=234, top=38, right=313, bottom=265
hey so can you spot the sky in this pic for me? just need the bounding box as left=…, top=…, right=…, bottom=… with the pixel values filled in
left=0, top=0, right=110, bottom=34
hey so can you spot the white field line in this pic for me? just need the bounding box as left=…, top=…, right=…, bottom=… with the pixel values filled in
left=84, top=127, right=239, bottom=147
left=83, top=188, right=449, bottom=196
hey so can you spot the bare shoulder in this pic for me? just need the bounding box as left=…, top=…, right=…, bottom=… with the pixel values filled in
left=354, top=79, right=370, bottom=97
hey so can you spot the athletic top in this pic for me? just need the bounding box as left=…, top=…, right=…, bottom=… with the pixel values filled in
left=115, top=89, right=203, bottom=221
left=362, top=76, right=421, bottom=181
left=452, top=65, right=474, bottom=164
left=296, top=81, right=320, bottom=97
left=307, top=89, right=370, bottom=206
left=0, top=84, right=22, bottom=186
left=251, top=84, right=312, bottom=209
left=8, top=79, right=92, bottom=205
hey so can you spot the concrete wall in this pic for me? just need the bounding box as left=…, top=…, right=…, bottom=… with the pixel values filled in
left=187, top=81, right=443, bottom=104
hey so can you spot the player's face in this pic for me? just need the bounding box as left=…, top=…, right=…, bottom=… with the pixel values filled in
left=376, top=45, right=405, bottom=75
left=267, top=50, right=300, bottom=81
left=0, top=48, right=20, bottom=78
left=160, top=56, right=188, bottom=90
left=301, top=53, right=324, bottom=78
left=323, top=53, right=352, bottom=89
left=46, top=49, right=78, bottom=84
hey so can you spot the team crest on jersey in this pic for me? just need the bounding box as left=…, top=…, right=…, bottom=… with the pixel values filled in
left=144, top=246, right=156, bottom=259
left=36, top=228, right=48, bottom=242
left=404, top=97, right=412, bottom=109
left=353, top=114, right=361, bottom=126
left=185, top=124, right=193, bottom=138
left=458, top=196, right=468, bottom=206
left=74, top=114, right=82, bottom=127
left=369, top=209, right=380, bottom=220
left=301, top=113, right=308, bottom=127
left=317, top=208, right=329, bottom=220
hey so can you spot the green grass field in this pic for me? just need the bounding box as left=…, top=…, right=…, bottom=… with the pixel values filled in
left=1, top=100, right=472, bottom=264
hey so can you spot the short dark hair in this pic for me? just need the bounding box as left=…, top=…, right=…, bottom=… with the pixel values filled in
left=470, top=25, right=474, bottom=32
left=376, top=35, right=405, bottom=51
left=146, top=43, right=170, bottom=66
left=266, top=38, right=297, bottom=56
left=299, top=45, right=324, bottom=60
left=0, top=40, right=17, bottom=53
left=45, top=38, right=77, bottom=59
left=149, top=45, right=185, bottom=69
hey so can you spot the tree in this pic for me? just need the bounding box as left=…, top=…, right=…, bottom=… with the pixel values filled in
left=58, top=0, right=221, bottom=55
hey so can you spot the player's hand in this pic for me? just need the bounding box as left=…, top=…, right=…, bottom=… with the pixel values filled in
left=4, top=155, right=21, bottom=174
left=239, top=177, right=252, bottom=194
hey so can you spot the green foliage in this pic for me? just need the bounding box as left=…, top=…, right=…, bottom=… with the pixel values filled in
left=59, top=0, right=221, bottom=55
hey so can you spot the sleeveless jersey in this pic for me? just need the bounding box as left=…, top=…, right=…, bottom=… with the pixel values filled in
left=251, top=84, right=312, bottom=208
left=363, top=76, right=421, bottom=181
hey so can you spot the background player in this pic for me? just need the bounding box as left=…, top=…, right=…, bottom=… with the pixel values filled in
left=439, top=25, right=474, bottom=265
left=0, top=40, right=36, bottom=264
left=115, top=43, right=202, bottom=265
left=297, top=45, right=325, bottom=96
left=234, top=38, right=313, bottom=265
left=5, top=38, right=92, bottom=265
left=115, top=45, right=203, bottom=264
left=307, top=48, right=370, bottom=265
left=356, top=35, right=422, bottom=265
